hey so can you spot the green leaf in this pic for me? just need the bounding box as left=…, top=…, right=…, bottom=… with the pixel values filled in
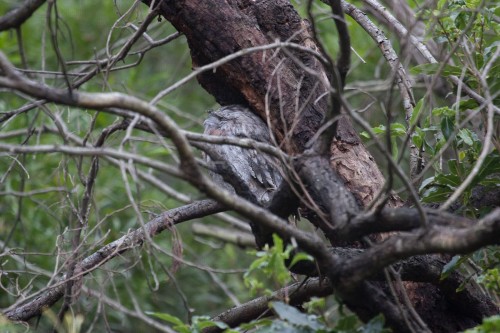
left=335, top=314, right=359, bottom=330
left=289, top=252, right=313, bottom=268
left=254, top=320, right=302, bottom=333
left=148, top=146, right=170, bottom=157
left=419, top=176, right=436, bottom=192
left=412, top=132, right=423, bottom=149
left=441, top=116, right=454, bottom=140
left=390, top=122, right=407, bottom=137
left=432, top=106, right=455, bottom=117
left=146, top=312, right=185, bottom=326
left=372, top=125, right=387, bottom=135
left=244, top=234, right=294, bottom=294
left=410, top=63, right=439, bottom=75
left=303, top=297, right=326, bottom=313
left=363, top=123, right=406, bottom=141
left=458, top=128, right=474, bottom=146
left=459, top=150, right=467, bottom=161
left=421, top=172, right=464, bottom=205
left=424, top=139, right=436, bottom=156
left=410, top=99, right=424, bottom=128
left=472, top=152, right=500, bottom=186
left=441, top=255, right=469, bottom=280
left=437, top=0, right=447, bottom=10
left=272, top=233, right=284, bottom=253
left=453, top=11, right=472, bottom=29
left=421, top=186, right=453, bottom=203
left=434, top=135, right=446, bottom=154
left=361, top=314, right=389, bottom=333
left=456, top=99, right=479, bottom=111
left=464, top=0, right=480, bottom=8
left=447, top=159, right=464, bottom=177
left=480, top=177, right=500, bottom=186
left=434, top=173, right=461, bottom=187
left=147, top=311, right=189, bottom=332
left=422, top=125, right=440, bottom=132
left=193, top=318, right=227, bottom=330
left=270, top=302, right=325, bottom=330
left=477, top=268, right=500, bottom=292
left=484, top=41, right=500, bottom=63
left=240, top=318, right=274, bottom=331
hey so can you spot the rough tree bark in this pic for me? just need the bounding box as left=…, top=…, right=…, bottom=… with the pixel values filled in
left=154, top=0, right=395, bottom=209
left=1, top=0, right=497, bottom=331
left=145, top=0, right=498, bottom=332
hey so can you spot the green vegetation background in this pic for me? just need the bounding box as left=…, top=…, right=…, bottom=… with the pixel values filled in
left=1, top=0, right=498, bottom=331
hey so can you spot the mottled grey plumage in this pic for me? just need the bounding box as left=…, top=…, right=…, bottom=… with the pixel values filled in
left=203, top=105, right=282, bottom=206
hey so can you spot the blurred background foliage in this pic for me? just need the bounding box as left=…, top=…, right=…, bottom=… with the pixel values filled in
left=0, top=0, right=498, bottom=332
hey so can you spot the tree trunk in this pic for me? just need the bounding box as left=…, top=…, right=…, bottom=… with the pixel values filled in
left=148, top=0, right=497, bottom=331
left=155, top=0, right=396, bottom=208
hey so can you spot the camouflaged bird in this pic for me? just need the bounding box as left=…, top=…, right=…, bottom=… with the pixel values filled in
left=203, top=105, right=282, bottom=206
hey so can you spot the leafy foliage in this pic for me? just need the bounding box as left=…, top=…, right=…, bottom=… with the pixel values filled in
left=364, top=0, right=499, bottom=214
left=247, top=302, right=389, bottom=333
left=0, top=0, right=499, bottom=332
left=477, top=268, right=500, bottom=295
left=244, top=234, right=312, bottom=295
left=360, top=5, right=500, bottom=331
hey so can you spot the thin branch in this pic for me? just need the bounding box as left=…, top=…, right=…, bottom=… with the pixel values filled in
left=311, top=0, right=351, bottom=153
left=0, top=142, right=184, bottom=179
left=338, top=0, right=421, bottom=181
left=359, top=0, right=500, bottom=113
left=440, top=64, right=497, bottom=209
left=329, top=0, right=351, bottom=87
left=150, top=41, right=330, bottom=105
left=3, top=200, right=225, bottom=321
left=334, top=89, right=428, bottom=227
left=191, top=223, right=255, bottom=248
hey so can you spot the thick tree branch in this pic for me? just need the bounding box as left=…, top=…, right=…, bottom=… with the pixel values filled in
left=206, top=249, right=497, bottom=333
left=149, top=0, right=327, bottom=151
left=338, top=208, right=500, bottom=289
left=343, top=207, right=475, bottom=240
left=204, top=277, right=333, bottom=333
left=295, top=154, right=360, bottom=245
left=0, top=0, right=46, bottom=31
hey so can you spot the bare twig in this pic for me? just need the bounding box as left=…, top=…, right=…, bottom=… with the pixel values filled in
left=3, top=200, right=225, bottom=321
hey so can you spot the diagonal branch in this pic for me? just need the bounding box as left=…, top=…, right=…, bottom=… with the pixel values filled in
left=3, top=200, right=225, bottom=321
left=0, top=0, right=46, bottom=31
